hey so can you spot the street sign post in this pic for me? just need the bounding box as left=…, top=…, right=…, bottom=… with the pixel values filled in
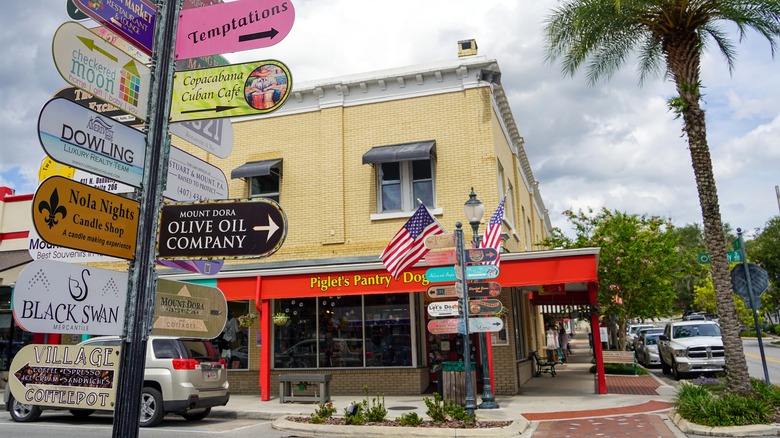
left=8, top=344, right=120, bottom=411
left=175, top=0, right=295, bottom=60
left=38, top=97, right=147, bottom=187
left=32, top=176, right=139, bottom=260
left=165, top=147, right=228, bottom=201
left=151, top=279, right=227, bottom=338
left=73, top=0, right=156, bottom=56
left=52, top=21, right=151, bottom=120
left=170, top=60, right=292, bottom=122
left=157, top=198, right=288, bottom=260
left=13, top=260, right=127, bottom=335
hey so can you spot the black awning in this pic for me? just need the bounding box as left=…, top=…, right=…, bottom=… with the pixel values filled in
left=362, top=140, right=436, bottom=164
left=231, top=159, right=282, bottom=179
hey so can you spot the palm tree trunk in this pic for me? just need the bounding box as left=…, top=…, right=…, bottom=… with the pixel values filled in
left=667, top=36, right=752, bottom=393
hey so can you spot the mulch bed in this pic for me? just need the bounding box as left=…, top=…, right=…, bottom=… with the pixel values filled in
left=286, top=416, right=513, bottom=428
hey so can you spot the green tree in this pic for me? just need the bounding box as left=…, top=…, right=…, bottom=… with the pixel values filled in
left=693, top=277, right=759, bottom=328
left=541, top=208, right=684, bottom=349
left=671, top=224, right=708, bottom=311
left=543, top=0, right=780, bottom=394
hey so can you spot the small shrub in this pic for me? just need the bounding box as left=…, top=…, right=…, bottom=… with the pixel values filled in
left=674, top=382, right=776, bottom=427
left=444, top=401, right=477, bottom=427
left=424, top=392, right=448, bottom=423
left=309, top=401, right=336, bottom=424
left=361, top=385, right=388, bottom=423
left=398, top=412, right=423, bottom=426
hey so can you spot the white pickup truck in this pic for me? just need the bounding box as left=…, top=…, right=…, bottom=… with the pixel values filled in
left=658, top=320, right=725, bottom=380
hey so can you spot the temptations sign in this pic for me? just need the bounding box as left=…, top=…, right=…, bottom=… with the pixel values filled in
left=157, top=198, right=287, bottom=260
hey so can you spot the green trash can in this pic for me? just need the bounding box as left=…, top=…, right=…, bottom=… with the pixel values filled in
left=441, top=361, right=477, bottom=406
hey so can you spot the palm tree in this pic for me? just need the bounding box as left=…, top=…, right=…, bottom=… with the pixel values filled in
left=544, top=0, right=780, bottom=393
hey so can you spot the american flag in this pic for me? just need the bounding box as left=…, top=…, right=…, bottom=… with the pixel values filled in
left=380, top=204, right=445, bottom=279
left=480, top=196, right=505, bottom=266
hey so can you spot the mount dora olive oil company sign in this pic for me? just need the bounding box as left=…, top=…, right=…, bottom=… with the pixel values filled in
left=13, top=260, right=127, bottom=335
left=32, top=176, right=139, bottom=260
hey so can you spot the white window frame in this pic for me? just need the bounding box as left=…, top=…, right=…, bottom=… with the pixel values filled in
left=375, top=159, right=436, bottom=214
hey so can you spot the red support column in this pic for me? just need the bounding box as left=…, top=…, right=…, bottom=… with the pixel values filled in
left=589, top=282, right=606, bottom=394
left=254, top=276, right=271, bottom=401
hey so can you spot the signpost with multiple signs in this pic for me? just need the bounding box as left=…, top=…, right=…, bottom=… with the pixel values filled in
left=32, top=176, right=139, bottom=260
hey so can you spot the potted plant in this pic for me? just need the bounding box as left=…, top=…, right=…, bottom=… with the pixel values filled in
left=238, top=312, right=259, bottom=329
left=273, top=312, right=290, bottom=326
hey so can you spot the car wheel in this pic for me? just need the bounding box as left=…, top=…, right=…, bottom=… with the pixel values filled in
left=672, top=360, right=683, bottom=381
left=139, top=387, right=165, bottom=427
left=660, top=357, right=671, bottom=375
left=69, top=409, right=96, bottom=419
left=9, top=395, right=42, bottom=422
left=181, top=408, right=211, bottom=421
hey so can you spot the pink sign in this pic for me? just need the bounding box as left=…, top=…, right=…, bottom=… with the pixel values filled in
left=176, top=0, right=295, bottom=60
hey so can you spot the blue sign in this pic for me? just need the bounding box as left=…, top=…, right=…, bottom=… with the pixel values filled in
left=425, top=265, right=500, bottom=282
left=73, top=0, right=156, bottom=56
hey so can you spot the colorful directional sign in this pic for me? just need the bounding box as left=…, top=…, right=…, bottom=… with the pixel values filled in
left=175, top=0, right=295, bottom=60
left=32, top=176, right=139, bottom=260
left=73, top=0, right=156, bottom=56
left=171, top=60, right=292, bottom=122
left=466, top=281, right=502, bottom=298
left=424, top=233, right=454, bottom=249
left=38, top=156, right=75, bottom=181
left=52, top=21, right=151, bottom=120
left=54, top=87, right=144, bottom=127
left=425, top=265, right=500, bottom=282
left=13, top=260, right=127, bottom=335
left=427, top=318, right=460, bottom=335
left=461, top=247, right=499, bottom=264
left=157, top=198, right=287, bottom=260
left=152, top=279, right=227, bottom=338
left=89, top=25, right=152, bottom=66
left=165, top=147, right=228, bottom=201
left=38, top=97, right=146, bottom=187
left=426, top=284, right=459, bottom=299
left=9, top=344, right=120, bottom=411
left=426, top=248, right=499, bottom=266
left=425, top=249, right=455, bottom=267
left=169, top=119, right=234, bottom=158
left=427, top=301, right=460, bottom=318
left=467, top=299, right=503, bottom=316
left=469, top=317, right=504, bottom=333
left=67, top=0, right=89, bottom=20
left=427, top=317, right=503, bottom=335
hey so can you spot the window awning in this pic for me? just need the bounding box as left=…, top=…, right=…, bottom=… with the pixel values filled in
left=362, top=140, right=436, bottom=164
left=231, top=159, right=282, bottom=179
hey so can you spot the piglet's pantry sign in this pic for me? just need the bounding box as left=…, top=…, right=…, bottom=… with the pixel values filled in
left=158, top=198, right=287, bottom=260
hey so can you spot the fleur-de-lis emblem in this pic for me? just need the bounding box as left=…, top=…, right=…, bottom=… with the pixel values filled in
left=38, top=188, right=67, bottom=229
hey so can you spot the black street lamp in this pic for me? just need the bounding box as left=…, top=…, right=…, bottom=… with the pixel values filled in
left=463, top=188, right=499, bottom=409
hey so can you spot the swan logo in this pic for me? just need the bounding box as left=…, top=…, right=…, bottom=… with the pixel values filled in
left=69, top=269, right=90, bottom=302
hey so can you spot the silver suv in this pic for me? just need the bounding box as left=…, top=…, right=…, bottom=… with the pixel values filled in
left=4, top=336, right=229, bottom=427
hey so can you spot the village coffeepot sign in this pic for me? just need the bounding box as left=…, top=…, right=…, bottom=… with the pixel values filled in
left=158, top=198, right=287, bottom=260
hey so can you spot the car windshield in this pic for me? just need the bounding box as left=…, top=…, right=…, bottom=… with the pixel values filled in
left=644, top=336, right=659, bottom=345
left=673, top=324, right=721, bottom=338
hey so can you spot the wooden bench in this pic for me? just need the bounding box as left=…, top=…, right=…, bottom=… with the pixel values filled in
left=602, top=350, right=637, bottom=375
left=531, top=350, right=560, bottom=377
left=279, top=373, right=332, bottom=404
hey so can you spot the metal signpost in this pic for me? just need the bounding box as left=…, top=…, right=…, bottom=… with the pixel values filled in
left=175, top=0, right=295, bottom=60
left=454, top=224, right=477, bottom=415
left=170, top=60, right=292, bottom=122
left=13, top=260, right=127, bottom=335
left=52, top=22, right=151, bottom=120
left=38, top=98, right=147, bottom=187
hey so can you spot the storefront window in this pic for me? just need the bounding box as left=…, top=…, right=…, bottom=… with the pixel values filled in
left=273, top=294, right=412, bottom=369
left=216, top=301, right=251, bottom=370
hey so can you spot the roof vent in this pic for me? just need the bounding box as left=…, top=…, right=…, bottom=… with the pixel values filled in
left=457, top=39, right=478, bottom=57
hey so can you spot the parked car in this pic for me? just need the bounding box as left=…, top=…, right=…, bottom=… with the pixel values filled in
left=658, top=320, right=725, bottom=380
left=625, top=324, right=654, bottom=350
left=635, top=333, right=662, bottom=367
left=4, top=336, right=229, bottom=427
left=631, top=326, right=664, bottom=352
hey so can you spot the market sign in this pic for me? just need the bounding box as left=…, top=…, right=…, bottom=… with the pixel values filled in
left=165, top=146, right=228, bottom=201
left=32, top=176, right=139, bottom=260
left=13, top=260, right=127, bottom=335
left=151, top=279, right=227, bottom=338
left=38, top=97, right=146, bottom=188
left=52, top=21, right=151, bottom=120
left=28, top=226, right=119, bottom=264
left=175, top=0, right=295, bottom=60
left=157, top=198, right=287, bottom=260
left=169, top=119, right=234, bottom=158
left=73, top=0, right=156, bottom=56
left=9, top=344, right=120, bottom=411
left=170, top=60, right=292, bottom=122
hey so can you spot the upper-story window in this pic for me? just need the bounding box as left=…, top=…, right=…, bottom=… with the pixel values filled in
left=363, top=141, right=436, bottom=213
left=231, top=159, right=282, bottom=202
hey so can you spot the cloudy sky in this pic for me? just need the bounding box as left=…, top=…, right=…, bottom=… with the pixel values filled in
left=2, top=0, right=779, bottom=236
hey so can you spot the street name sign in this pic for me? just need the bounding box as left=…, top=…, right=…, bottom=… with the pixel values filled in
left=427, top=301, right=460, bottom=318
left=32, top=176, right=139, bottom=260
left=169, top=119, right=234, bottom=158
left=54, top=86, right=144, bottom=127
left=151, top=279, right=227, bottom=338
left=28, top=226, right=118, bottom=264
left=467, top=299, right=503, bottom=316
left=9, top=344, right=120, bottom=411
left=425, top=265, right=500, bottom=283
left=698, top=251, right=742, bottom=264
left=424, top=233, right=454, bottom=249
left=13, top=260, right=127, bottom=335
left=165, top=147, right=228, bottom=201
left=158, top=198, right=287, bottom=260
left=170, top=60, right=292, bottom=122
left=176, top=0, right=295, bottom=60
left=73, top=0, right=156, bottom=56
left=38, top=97, right=146, bottom=188
left=52, top=21, right=151, bottom=120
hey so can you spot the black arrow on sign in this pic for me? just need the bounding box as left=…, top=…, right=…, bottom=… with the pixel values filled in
left=238, top=28, right=279, bottom=42
left=181, top=106, right=238, bottom=115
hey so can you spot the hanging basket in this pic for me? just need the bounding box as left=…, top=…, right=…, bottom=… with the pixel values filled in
left=273, top=314, right=290, bottom=326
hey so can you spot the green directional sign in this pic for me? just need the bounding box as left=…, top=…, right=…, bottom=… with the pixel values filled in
left=171, top=60, right=292, bottom=122
left=425, top=265, right=499, bottom=282
left=698, top=251, right=742, bottom=264
left=732, top=238, right=741, bottom=251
